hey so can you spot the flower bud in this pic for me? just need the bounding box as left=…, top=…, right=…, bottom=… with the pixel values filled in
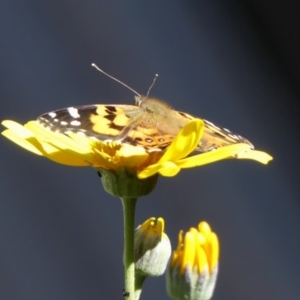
left=134, top=217, right=171, bottom=277
left=166, top=221, right=219, bottom=300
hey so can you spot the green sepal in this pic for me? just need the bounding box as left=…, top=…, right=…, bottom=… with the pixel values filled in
left=98, top=168, right=158, bottom=198
left=166, top=264, right=219, bottom=300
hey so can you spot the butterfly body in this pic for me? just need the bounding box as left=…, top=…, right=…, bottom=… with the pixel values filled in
left=37, top=96, right=253, bottom=152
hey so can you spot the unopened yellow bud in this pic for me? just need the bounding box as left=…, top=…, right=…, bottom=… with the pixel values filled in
left=167, top=221, right=219, bottom=300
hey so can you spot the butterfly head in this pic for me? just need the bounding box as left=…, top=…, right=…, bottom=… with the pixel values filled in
left=134, top=95, right=146, bottom=107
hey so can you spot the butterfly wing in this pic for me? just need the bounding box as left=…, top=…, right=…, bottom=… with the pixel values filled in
left=175, top=111, right=253, bottom=152
left=200, top=119, right=253, bottom=151
left=37, top=104, right=141, bottom=140
left=119, top=120, right=177, bottom=151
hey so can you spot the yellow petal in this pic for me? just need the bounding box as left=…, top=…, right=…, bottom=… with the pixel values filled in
left=198, top=222, right=212, bottom=238
left=2, top=129, right=44, bottom=155
left=138, top=161, right=180, bottom=178
left=158, top=162, right=181, bottom=177
left=207, top=232, right=219, bottom=273
left=196, top=243, right=208, bottom=274
left=40, top=142, right=91, bottom=166
left=181, top=232, right=196, bottom=275
left=236, top=149, right=273, bottom=164
left=177, top=144, right=251, bottom=168
left=66, top=132, right=95, bottom=148
left=118, top=145, right=149, bottom=168
left=2, top=120, right=35, bottom=138
left=25, top=122, right=90, bottom=154
left=2, top=121, right=94, bottom=165
left=159, top=119, right=204, bottom=163
left=156, top=217, right=164, bottom=236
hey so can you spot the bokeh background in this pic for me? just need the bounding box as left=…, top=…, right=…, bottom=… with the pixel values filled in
left=1, top=1, right=299, bottom=300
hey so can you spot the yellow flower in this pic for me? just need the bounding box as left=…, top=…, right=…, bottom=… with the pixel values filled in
left=166, top=222, right=219, bottom=300
left=1, top=119, right=272, bottom=178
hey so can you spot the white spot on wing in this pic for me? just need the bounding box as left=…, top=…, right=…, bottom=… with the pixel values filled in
left=68, top=107, right=80, bottom=118
left=70, top=120, right=81, bottom=126
left=61, top=121, right=68, bottom=126
left=205, top=120, right=220, bottom=129
left=228, top=134, right=238, bottom=139
left=49, top=112, right=56, bottom=118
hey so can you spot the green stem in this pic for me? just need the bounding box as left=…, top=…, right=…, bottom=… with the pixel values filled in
left=121, top=197, right=137, bottom=300
left=134, top=275, right=146, bottom=300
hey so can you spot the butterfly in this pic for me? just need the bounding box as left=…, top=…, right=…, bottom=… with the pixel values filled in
left=37, top=95, right=253, bottom=153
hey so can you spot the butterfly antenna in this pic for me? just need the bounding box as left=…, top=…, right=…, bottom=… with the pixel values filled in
left=91, top=63, right=141, bottom=97
left=146, top=74, right=159, bottom=97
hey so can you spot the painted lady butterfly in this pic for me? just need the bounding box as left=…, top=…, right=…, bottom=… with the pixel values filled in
left=37, top=95, right=253, bottom=153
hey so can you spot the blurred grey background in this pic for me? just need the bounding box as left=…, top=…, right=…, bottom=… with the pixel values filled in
left=0, top=1, right=299, bottom=300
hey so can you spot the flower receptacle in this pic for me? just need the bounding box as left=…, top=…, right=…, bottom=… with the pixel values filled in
left=99, top=168, right=158, bottom=198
